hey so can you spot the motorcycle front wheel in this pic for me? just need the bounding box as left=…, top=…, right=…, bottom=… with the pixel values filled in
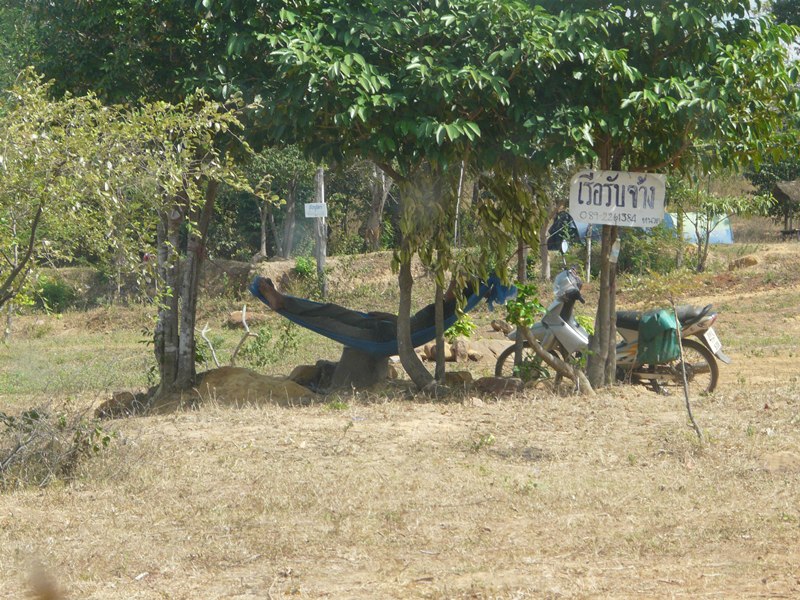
left=651, top=338, right=719, bottom=395
left=494, top=342, right=568, bottom=384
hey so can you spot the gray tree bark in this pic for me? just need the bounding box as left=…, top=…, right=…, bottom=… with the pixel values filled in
left=281, top=183, right=297, bottom=259
left=586, top=225, right=618, bottom=388
left=396, top=258, right=434, bottom=389
left=364, top=164, right=392, bottom=252
left=434, top=283, right=446, bottom=382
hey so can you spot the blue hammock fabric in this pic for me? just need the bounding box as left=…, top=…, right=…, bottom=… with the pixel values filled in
left=249, top=274, right=516, bottom=356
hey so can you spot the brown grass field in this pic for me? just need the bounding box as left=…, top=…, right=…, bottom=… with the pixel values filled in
left=1, top=239, right=799, bottom=599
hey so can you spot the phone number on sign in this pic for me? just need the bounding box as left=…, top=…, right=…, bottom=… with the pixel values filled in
left=577, top=210, right=639, bottom=224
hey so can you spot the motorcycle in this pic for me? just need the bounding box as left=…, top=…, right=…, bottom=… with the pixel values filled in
left=495, top=245, right=730, bottom=394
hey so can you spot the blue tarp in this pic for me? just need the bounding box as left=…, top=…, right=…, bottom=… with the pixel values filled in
left=550, top=211, right=734, bottom=245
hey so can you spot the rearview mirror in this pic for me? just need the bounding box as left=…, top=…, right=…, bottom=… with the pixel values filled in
left=560, top=239, right=569, bottom=254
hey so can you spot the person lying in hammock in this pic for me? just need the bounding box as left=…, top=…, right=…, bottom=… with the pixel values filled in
left=253, top=276, right=469, bottom=344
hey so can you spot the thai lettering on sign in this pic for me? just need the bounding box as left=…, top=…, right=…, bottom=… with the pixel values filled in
left=568, top=170, right=666, bottom=228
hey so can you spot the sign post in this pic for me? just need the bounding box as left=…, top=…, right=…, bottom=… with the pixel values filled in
left=308, top=167, right=328, bottom=298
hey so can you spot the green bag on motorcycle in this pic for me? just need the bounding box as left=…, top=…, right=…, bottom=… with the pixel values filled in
left=636, top=309, right=680, bottom=365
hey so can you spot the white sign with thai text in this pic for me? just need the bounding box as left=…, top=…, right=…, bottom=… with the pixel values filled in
left=569, top=170, right=666, bottom=228
left=304, top=202, right=328, bottom=218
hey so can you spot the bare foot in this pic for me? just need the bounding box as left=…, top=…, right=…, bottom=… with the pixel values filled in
left=257, top=277, right=285, bottom=310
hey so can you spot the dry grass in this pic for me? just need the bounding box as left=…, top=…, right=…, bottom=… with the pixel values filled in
left=1, top=244, right=800, bottom=598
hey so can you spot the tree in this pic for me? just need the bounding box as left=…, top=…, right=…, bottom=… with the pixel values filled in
left=203, top=0, right=572, bottom=388
left=28, top=0, right=251, bottom=395
left=250, top=146, right=317, bottom=259
left=0, top=1, right=37, bottom=90
left=531, top=2, right=800, bottom=387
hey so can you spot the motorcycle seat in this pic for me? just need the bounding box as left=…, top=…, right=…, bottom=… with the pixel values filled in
left=615, top=304, right=712, bottom=331
left=615, top=310, right=642, bottom=330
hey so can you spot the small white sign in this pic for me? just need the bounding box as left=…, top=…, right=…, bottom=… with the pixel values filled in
left=304, top=202, right=328, bottom=218
left=569, top=170, right=666, bottom=228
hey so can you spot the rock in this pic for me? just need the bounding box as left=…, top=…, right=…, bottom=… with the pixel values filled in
left=226, top=310, right=267, bottom=329
left=467, top=349, right=483, bottom=362
left=191, top=366, right=317, bottom=409
left=96, top=390, right=149, bottom=419
left=452, top=337, right=470, bottom=362
left=288, top=364, right=318, bottom=385
left=762, top=451, right=800, bottom=474
left=421, top=341, right=455, bottom=362
left=728, top=255, right=758, bottom=271
left=491, top=319, right=514, bottom=334
left=445, top=371, right=473, bottom=386
left=474, top=376, right=524, bottom=395
left=470, top=338, right=515, bottom=359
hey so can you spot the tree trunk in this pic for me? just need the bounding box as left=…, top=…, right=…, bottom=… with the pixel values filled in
left=281, top=183, right=297, bottom=259
left=155, top=205, right=182, bottom=395
left=454, top=160, right=465, bottom=246
left=175, top=180, right=219, bottom=389
left=4, top=302, right=12, bottom=342
left=396, top=258, right=434, bottom=389
left=364, top=164, right=392, bottom=252
left=268, top=206, right=282, bottom=257
left=538, top=213, right=552, bottom=281
left=259, top=204, right=268, bottom=257
left=515, top=239, right=528, bottom=365
left=586, top=225, right=618, bottom=388
left=314, top=166, right=328, bottom=298
left=434, top=283, right=446, bottom=382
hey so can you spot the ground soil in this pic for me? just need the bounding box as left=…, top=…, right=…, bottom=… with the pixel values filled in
left=2, top=243, right=800, bottom=599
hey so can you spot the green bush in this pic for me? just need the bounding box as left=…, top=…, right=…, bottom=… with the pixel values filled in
left=294, top=256, right=316, bottom=279
left=615, top=225, right=683, bottom=275
left=36, top=277, right=77, bottom=313
left=445, top=312, right=477, bottom=342
left=240, top=322, right=300, bottom=368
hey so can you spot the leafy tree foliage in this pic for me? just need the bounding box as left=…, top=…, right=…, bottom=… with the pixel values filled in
left=0, top=72, right=246, bottom=316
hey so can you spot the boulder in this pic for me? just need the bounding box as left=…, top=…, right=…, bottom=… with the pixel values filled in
left=728, top=255, right=758, bottom=271
left=474, top=376, right=524, bottom=396
left=95, top=390, right=149, bottom=419
left=193, top=366, right=317, bottom=408
left=451, top=337, right=471, bottom=362
left=445, top=371, right=473, bottom=386
left=288, top=364, right=318, bottom=385
left=226, top=310, right=267, bottom=329
left=491, top=319, right=514, bottom=334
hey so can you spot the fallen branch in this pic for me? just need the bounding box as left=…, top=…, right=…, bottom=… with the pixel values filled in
left=230, top=304, right=258, bottom=366
left=671, top=298, right=703, bottom=442
left=198, top=323, right=221, bottom=368
left=519, top=326, right=595, bottom=396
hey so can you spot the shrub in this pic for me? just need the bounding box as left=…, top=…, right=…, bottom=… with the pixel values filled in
left=0, top=405, right=115, bottom=491
left=239, top=322, right=300, bottom=368
left=615, top=224, right=683, bottom=275
left=36, top=277, right=77, bottom=313
left=445, top=312, right=477, bottom=342
left=294, top=256, right=316, bottom=279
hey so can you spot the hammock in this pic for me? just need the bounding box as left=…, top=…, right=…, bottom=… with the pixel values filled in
left=249, top=274, right=515, bottom=356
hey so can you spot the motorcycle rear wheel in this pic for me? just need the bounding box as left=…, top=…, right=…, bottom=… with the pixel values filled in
left=651, top=338, right=719, bottom=395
